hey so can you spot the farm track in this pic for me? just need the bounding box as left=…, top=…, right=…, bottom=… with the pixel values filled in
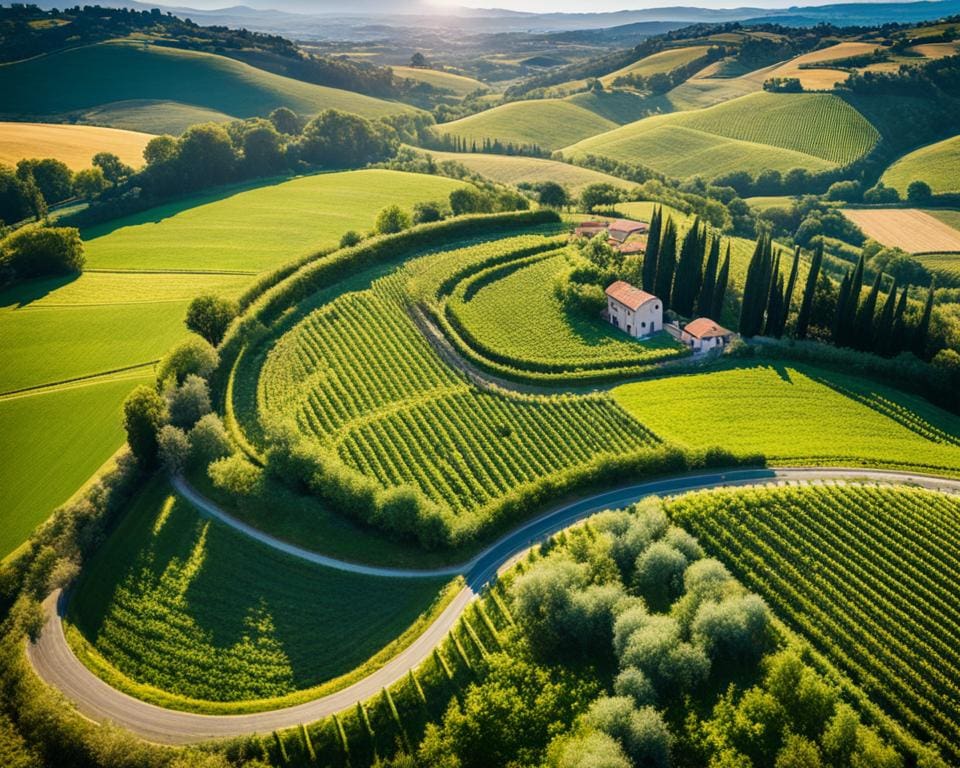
left=27, top=467, right=960, bottom=745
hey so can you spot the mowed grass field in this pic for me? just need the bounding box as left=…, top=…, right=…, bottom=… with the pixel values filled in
left=881, top=134, right=960, bottom=195
left=840, top=208, right=960, bottom=253
left=417, top=148, right=632, bottom=192
left=68, top=478, right=449, bottom=708
left=0, top=40, right=415, bottom=130
left=614, top=362, right=960, bottom=473
left=391, top=66, right=487, bottom=97
left=0, top=122, right=153, bottom=170
left=561, top=92, right=879, bottom=179
left=0, top=170, right=469, bottom=560
left=0, top=372, right=152, bottom=559
left=671, top=484, right=960, bottom=761
left=83, top=170, right=467, bottom=271
left=432, top=99, right=617, bottom=151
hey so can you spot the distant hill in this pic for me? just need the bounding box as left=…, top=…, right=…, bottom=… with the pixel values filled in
left=0, top=40, right=417, bottom=132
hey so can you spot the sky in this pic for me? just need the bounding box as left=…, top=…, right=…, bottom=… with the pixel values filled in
left=430, top=0, right=895, bottom=10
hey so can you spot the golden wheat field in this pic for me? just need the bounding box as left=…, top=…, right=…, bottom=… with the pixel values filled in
left=0, top=121, right=154, bottom=170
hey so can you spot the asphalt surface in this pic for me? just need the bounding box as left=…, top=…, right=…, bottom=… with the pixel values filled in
left=28, top=466, right=960, bottom=745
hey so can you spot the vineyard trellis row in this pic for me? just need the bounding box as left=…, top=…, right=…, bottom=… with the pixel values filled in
left=669, top=483, right=960, bottom=762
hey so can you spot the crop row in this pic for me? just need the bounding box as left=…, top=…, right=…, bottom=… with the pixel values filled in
left=669, top=483, right=960, bottom=761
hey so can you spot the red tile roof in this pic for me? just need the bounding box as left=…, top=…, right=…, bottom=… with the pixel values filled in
left=683, top=317, right=732, bottom=339
left=605, top=280, right=659, bottom=311
left=617, top=237, right=647, bottom=254
left=608, top=219, right=648, bottom=234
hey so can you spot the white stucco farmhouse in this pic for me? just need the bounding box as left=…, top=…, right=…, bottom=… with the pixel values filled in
left=605, top=280, right=662, bottom=338
left=677, top=317, right=735, bottom=352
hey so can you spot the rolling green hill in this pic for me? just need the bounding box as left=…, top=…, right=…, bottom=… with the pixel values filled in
left=76, top=99, right=234, bottom=135
left=432, top=99, right=617, bottom=152
left=600, top=45, right=712, bottom=86
left=392, top=66, right=487, bottom=98
left=561, top=92, right=880, bottom=180
left=0, top=40, right=416, bottom=130
left=881, top=134, right=960, bottom=195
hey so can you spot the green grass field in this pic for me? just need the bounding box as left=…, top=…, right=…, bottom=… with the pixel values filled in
left=68, top=477, right=449, bottom=707
left=0, top=372, right=152, bottom=559
left=0, top=272, right=249, bottom=393
left=565, top=90, right=669, bottom=124
left=614, top=362, right=960, bottom=473
left=83, top=170, right=467, bottom=272
left=881, top=135, right=960, bottom=195
left=391, top=66, right=487, bottom=98
left=447, top=251, right=686, bottom=371
left=664, top=66, right=768, bottom=111
left=432, top=99, right=617, bottom=152
left=0, top=40, right=415, bottom=129
left=76, top=99, right=234, bottom=135
left=0, top=170, right=469, bottom=560
left=561, top=92, right=879, bottom=179
left=417, top=148, right=631, bottom=192
left=670, top=483, right=960, bottom=761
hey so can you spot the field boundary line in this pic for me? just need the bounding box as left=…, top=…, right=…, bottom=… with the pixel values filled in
left=0, top=361, right=157, bottom=400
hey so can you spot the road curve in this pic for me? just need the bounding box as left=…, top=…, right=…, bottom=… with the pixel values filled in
left=28, top=467, right=960, bottom=745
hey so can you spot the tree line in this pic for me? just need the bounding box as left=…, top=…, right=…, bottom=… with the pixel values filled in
left=739, top=232, right=937, bottom=361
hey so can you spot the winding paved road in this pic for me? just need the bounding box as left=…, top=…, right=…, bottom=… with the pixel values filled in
left=28, top=467, right=960, bottom=745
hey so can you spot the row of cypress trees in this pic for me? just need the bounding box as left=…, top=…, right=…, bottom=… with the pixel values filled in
left=642, top=205, right=730, bottom=321
left=740, top=231, right=936, bottom=359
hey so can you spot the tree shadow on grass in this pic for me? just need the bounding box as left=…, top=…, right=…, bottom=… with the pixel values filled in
left=0, top=273, right=79, bottom=309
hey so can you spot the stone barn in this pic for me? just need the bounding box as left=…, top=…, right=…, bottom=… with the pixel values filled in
left=605, top=281, right=662, bottom=338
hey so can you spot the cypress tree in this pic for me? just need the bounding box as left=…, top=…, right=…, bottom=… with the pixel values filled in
left=891, top=284, right=910, bottom=354
left=672, top=217, right=705, bottom=316
left=740, top=233, right=773, bottom=337
left=655, top=217, right=677, bottom=309
left=778, top=246, right=800, bottom=337
left=642, top=206, right=662, bottom=292
left=795, top=241, right=823, bottom=340
left=763, top=250, right=782, bottom=336
left=874, top=278, right=898, bottom=356
left=854, top=272, right=883, bottom=350
left=711, top=245, right=730, bottom=320
left=913, top=281, right=935, bottom=357
left=697, top=235, right=720, bottom=316
left=838, top=254, right=865, bottom=346
left=833, top=270, right=852, bottom=343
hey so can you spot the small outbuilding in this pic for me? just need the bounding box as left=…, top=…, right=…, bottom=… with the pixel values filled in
left=574, top=221, right=609, bottom=238
left=677, top=317, right=735, bottom=352
left=605, top=280, right=662, bottom=338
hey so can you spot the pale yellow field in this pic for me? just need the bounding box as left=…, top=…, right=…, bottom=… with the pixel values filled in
left=0, top=122, right=153, bottom=170
left=841, top=208, right=960, bottom=253
left=907, top=42, right=960, bottom=58
left=758, top=42, right=886, bottom=90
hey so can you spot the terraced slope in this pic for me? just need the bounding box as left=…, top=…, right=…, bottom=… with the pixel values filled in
left=0, top=41, right=415, bottom=129
left=561, top=92, right=879, bottom=179
left=432, top=99, right=617, bottom=152
left=881, top=134, right=960, bottom=195
left=0, top=121, right=153, bottom=169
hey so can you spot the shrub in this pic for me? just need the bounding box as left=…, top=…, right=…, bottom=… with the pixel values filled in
left=613, top=667, right=656, bottom=707
left=73, top=167, right=108, bottom=199
left=633, top=542, right=688, bottom=612
left=683, top=558, right=733, bottom=601
left=185, top=294, right=238, bottom=346
left=208, top=453, right=263, bottom=495
left=0, top=225, right=84, bottom=280
left=826, top=180, right=861, bottom=202
left=412, top=200, right=446, bottom=224
left=122, top=385, right=166, bottom=466
left=863, top=183, right=900, bottom=204
left=156, top=336, right=219, bottom=386
left=906, top=179, right=933, bottom=204
left=189, top=414, right=233, bottom=465
left=547, top=731, right=631, bottom=768
left=167, top=374, right=212, bottom=429
left=157, top=425, right=190, bottom=474
left=692, top=594, right=771, bottom=662
left=450, top=187, right=493, bottom=215
left=339, top=230, right=363, bottom=248
left=375, top=204, right=412, bottom=234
